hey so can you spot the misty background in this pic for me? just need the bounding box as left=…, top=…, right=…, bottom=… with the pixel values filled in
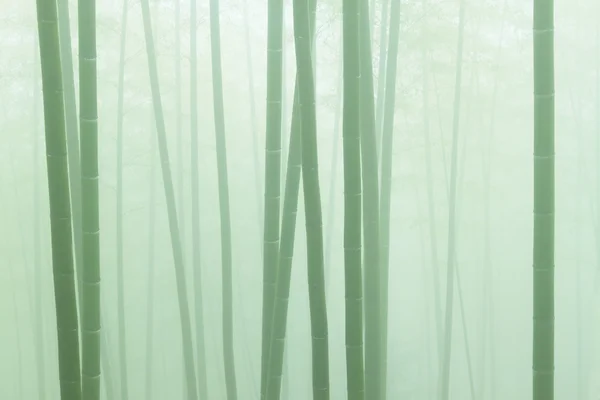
left=0, top=0, right=597, bottom=399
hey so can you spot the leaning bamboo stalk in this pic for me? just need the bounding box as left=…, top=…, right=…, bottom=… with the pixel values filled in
left=139, top=0, right=199, bottom=397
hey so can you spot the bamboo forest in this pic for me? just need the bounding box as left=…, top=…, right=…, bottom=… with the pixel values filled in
left=2, top=0, right=594, bottom=398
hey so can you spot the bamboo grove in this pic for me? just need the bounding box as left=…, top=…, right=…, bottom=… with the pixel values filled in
left=6, top=0, right=592, bottom=398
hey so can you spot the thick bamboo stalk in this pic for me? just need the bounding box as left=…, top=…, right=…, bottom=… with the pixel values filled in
left=532, top=0, right=555, bottom=398
left=35, top=0, right=82, bottom=396
left=291, top=0, right=330, bottom=396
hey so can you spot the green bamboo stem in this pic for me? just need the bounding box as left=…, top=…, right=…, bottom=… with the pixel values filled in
left=266, top=3, right=317, bottom=398
left=342, top=0, right=365, bottom=397
left=260, top=0, right=284, bottom=393
left=267, top=103, right=302, bottom=400
left=291, top=0, right=330, bottom=396
left=208, top=0, right=238, bottom=396
left=358, top=2, right=382, bottom=399
left=78, top=0, right=101, bottom=395
left=35, top=0, right=82, bottom=396
left=139, top=0, right=199, bottom=397
left=278, top=9, right=290, bottom=400
left=265, top=67, right=303, bottom=400
left=56, top=0, right=83, bottom=305
left=532, top=0, right=555, bottom=398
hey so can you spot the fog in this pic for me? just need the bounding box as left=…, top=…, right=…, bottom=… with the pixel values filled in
left=0, top=0, right=597, bottom=399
